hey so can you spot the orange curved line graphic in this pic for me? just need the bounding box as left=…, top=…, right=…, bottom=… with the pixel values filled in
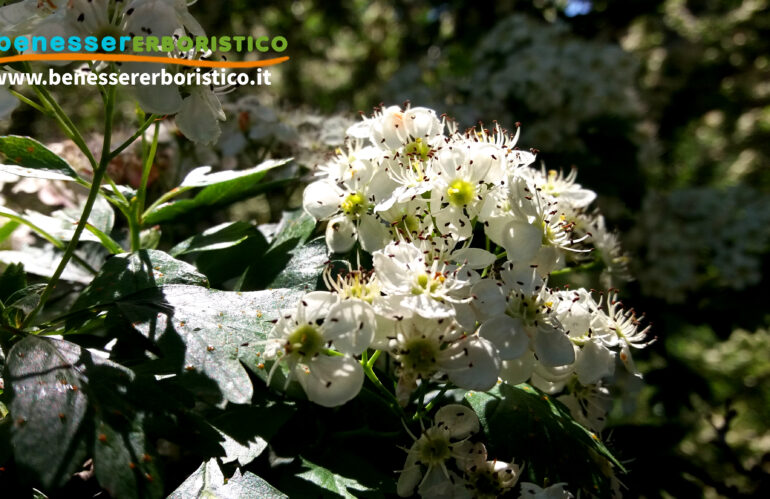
left=0, top=53, right=289, bottom=69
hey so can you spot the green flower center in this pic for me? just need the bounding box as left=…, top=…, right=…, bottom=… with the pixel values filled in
left=416, top=428, right=452, bottom=465
left=405, top=138, right=430, bottom=162
left=340, top=192, right=367, bottom=216
left=412, top=272, right=443, bottom=295
left=285, top=324, right=325, bottom=360
left=402, top=337, right=441, bottom=377
left=447, top=178, right=475, bottom=207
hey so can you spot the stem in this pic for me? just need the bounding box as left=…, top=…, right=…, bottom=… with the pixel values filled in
left=0, top=213, right=97, bottom=273
left=361, top=354, right=406, bottom=421
left=22, top=84, right=117, bottom=329
left=142, top=186, right=188, bottom=219
left=109, top=114, right=159, bottom=160
left=8, top=89, right=46, bottom=113
left=129, top=121, right=160, bottom=251
left=550, top=258, right=603, bottom=277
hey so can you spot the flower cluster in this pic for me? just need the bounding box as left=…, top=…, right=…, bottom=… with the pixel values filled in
left=264, top=105, right=651, bottom=495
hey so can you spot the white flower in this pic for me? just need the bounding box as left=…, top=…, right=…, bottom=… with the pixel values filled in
left=531, top=167, right=597, bottom=211
left=373, top=241, right=479, bottom=320
left=389, top=316, right=500, bottom=403
left=263, top=292, right=375, bottom=407
left=175, top=85, right=226, bottom=146
left=592, top=292, right=654, bottom=377
left=398, top=404, right=479, bottom=498
left=518, top=482, right=574, bottom=499
left=482, top=174, right=588, bottom=273
left=463, top=442, right=521, bottom=499
left=303, top=143, right=392, bottom=253
left=477, top=265, right=575, bottom=372
left=352, top=105, right=444, bottom=151
left=430, top=138, right=503, bottom=240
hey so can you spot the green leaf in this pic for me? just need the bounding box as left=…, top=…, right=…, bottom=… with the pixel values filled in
left=465, top=383, right=624, bottom=496
left=192, top=230, right=269, bottom=288
left=2, top=336, right=160, bottom=496
left=0, top=245, right=96, bottom=284
left=291, top=458, right=373, bottom=499
left=71, top=250, right=209, bottom=312
left=114, top=285, right=305, bottom=406
left=210, top=402, right=296, bottom=467
left=0, top=220, right=21, bottom=245
left=144, top=158, right=292, bottom=225
left=2, top=284, right=44, bottom=328
left=0, top=262, right=26, bottom=304
left=0, top=136, right=82, bottom=181
left=267, top=210, right=317, bottom=248
left=170, top=221, right=259, bottom=257
left=237, top=237, right=326, bottom=292
left=93, top=412, right=164, bottom=499
left=169, top=459, right=286, bottom=499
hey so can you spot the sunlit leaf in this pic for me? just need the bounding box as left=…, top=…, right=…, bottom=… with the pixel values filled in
left=0, top=136, right=81, bottom=181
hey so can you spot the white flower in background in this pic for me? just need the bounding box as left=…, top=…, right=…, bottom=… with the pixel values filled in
left=303, top=143, right=392, bottom=253
left=389, top=316, right=500, bottom=403
left=263, top=292, right=375, bottom=407
left=373, top=241, right=479, bottom=320
left=518, top=482, right=574, bottom=499
left=397, top=404, right=478, bottom=498
left=463, top=442, right=521, bottom=499
left=376, top=197, right=434, bottom=241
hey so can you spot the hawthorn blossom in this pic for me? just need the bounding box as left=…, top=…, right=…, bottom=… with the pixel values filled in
left=397, top=404, right=479, bottom=498
left=304, top=142, right=392, bottom=252
left=263, top=292, right=375, bottom=407
left=373, top=241, right=479, bottom=320
left=388, top=316, right=500, bottom=403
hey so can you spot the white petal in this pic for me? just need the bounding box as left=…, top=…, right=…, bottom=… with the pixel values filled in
left=434, top=404, right=479, bottom=439
left=299, top=355, right=364, bottom=407
left=452, top=302, right=477, bottom=331
left=358, top=213, right=388, bottom=252
left=575, top=340, right=615, bottom=385
left=176, top=89, right=223, bottom=145
left=478, top=315, right=530, bottom=360
left=470, top=279, right=506, bottom=320
left=452, top=248, right=496, bottom=270
left=533, top=326, right=576, bottom=367
left=501, top=220, right=542, bottom=263
left=324, top=300, right=376, bottom=355
left=302, top=180, right=343, bottom=220
left=297, top=291, right=338, bottom=324
left=325, top=215, right=357, bottom=253
left=500, top=352, right=536, bottom=385
left=442, top=336, right=501, bottom=391
left=397, top=446, right=423, bottom=497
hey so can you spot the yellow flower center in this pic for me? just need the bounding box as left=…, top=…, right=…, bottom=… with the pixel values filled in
left=340, top=192, right=367, bottom=216
left=447, top=178, right=475, bottom=207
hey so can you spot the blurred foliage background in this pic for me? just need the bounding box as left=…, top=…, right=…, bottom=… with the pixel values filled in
left=2, top=0, right=769, bottom=496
